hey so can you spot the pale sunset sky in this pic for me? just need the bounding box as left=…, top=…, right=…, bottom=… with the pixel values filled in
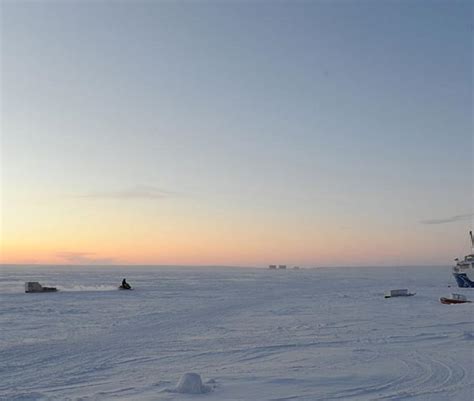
left=1, top=1, right=472, bottom=266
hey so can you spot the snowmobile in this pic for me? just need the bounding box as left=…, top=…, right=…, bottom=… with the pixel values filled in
left=119, top=279, right=132, bottom=290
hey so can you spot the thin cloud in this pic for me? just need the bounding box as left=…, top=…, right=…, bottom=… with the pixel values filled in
left=56, top=252, right=116, bottom=265
left=79, top=185, right=176, bottom=200
left=420, top=213, right=473, bottom=225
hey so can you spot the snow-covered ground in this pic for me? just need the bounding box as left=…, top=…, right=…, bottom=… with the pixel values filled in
left=0, top=265, right=472, bottom=401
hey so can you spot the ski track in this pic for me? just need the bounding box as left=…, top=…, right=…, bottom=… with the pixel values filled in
left=0, top=265, right=473, bottom=401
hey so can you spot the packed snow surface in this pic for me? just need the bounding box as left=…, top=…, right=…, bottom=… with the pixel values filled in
left=0, top=265, right=473, bottom=400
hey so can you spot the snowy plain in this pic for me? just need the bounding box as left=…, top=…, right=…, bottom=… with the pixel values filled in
left=0, top=265, right=473, bottom=401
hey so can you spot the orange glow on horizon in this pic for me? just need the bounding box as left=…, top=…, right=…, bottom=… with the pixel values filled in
left=0, top=226, right=454, bottom=267
left=0, top=192, right=462, bottom=267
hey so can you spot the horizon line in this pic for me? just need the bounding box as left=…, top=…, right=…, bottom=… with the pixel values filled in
left=0, top=263, right=451, bottom=269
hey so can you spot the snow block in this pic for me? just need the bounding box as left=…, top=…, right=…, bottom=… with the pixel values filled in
left=175, top=373, right=211, bottom=394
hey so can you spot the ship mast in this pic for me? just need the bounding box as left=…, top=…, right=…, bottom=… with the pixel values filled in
left=470, top=231, right=474, bottom=251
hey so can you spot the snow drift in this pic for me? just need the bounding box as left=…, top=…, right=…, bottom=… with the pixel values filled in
left=174, top=373, right=212, bottom=394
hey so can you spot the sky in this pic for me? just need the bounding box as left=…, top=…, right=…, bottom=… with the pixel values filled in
left=0, top=0, right=472, bottom=267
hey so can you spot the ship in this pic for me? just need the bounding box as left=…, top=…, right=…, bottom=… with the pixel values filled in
left=452, top=231, right=474, bottom=288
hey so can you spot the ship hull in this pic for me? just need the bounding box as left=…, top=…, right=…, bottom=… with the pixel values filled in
left=453, top=272, right=474, bottom=288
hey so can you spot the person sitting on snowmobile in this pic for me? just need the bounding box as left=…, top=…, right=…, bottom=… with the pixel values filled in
left=120, top=278, right=131, bottom=290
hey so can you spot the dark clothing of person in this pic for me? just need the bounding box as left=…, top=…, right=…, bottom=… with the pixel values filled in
left=121, top=279, right=131, bottom=289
